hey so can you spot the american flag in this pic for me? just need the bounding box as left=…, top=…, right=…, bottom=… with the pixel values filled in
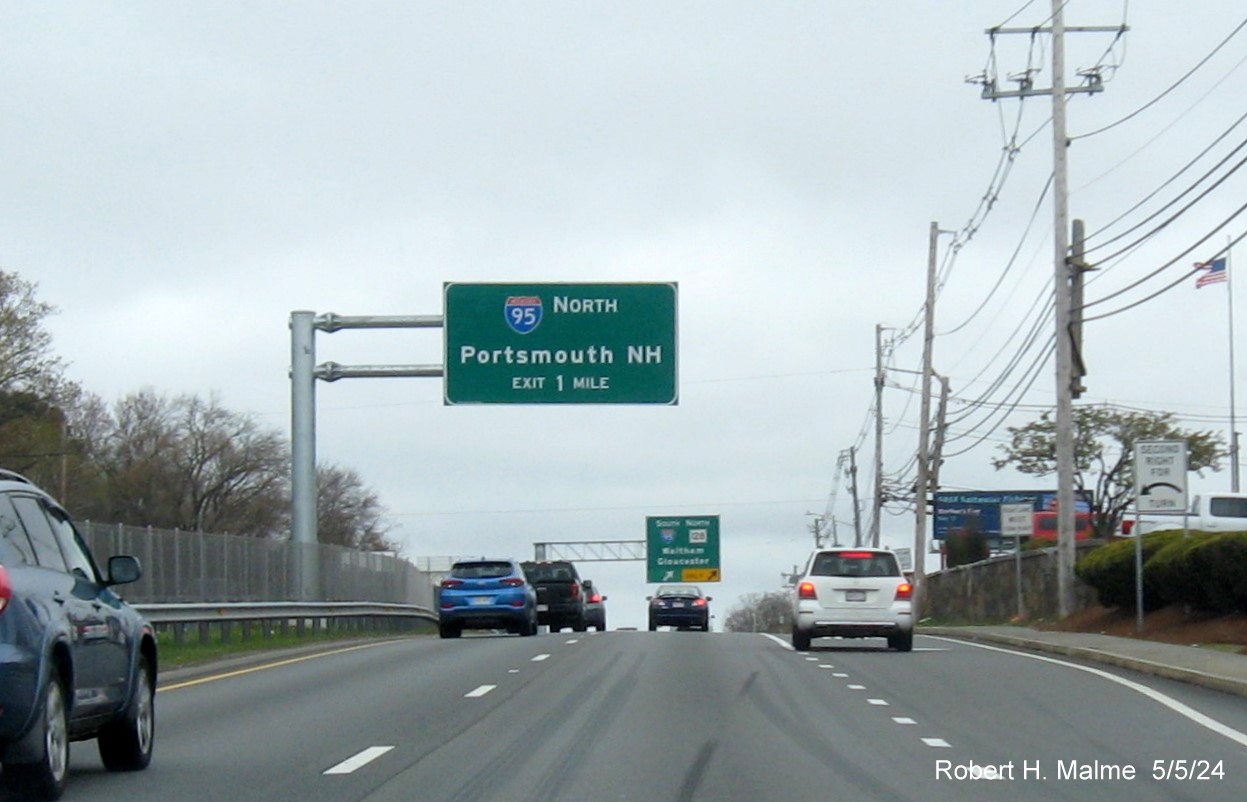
left=1195, top=257, right=1228, bottom=288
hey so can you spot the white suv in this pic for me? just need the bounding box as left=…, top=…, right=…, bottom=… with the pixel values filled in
left=790, top=548, right=914, bottom=652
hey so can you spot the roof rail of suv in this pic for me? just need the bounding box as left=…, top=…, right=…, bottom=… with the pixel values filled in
left=0, top=469, right=34, bottom=485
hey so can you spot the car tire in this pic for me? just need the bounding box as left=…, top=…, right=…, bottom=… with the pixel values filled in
left=573, top=617, right=587, bottom=633
left=792, top=627, right=811, bottom=652
left=888, top=630, right=914, bottom=652
left=2, top=673, right=70, bottom=801
left=98, top=659, right=155, bottom=771
left=438, top=622, right=461, bottom=639
left=648, top=618, right=657, bottom=632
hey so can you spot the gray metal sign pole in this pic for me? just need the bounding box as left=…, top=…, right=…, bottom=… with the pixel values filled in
left=289, top=310, right=443, bottom=600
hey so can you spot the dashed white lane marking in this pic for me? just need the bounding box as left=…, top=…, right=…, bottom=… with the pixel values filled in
left=532, top=654, right=551, bottom=662
left=833, top=672, right=849, bottom=678
left=817, top=664, right=835, bottom=669
left=324, top=746, right=394, bottom=775
left=867, top=698, right=889, bottom=706
left=465, top=685, right=496, bottom=698
left=923, top=738, right=952, bottom=748
left=805, top=657, right=819, bottom=662
left=893, top=717, right=917, bottom=725
left=565, top=639, right=580, bottom=644
left=847, top=684, right=866, bottom=690
left=508, top=669, right=520, bottom=673
left=928, top=636, right=1247, bottom=749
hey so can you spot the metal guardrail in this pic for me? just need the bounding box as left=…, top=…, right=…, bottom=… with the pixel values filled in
left=135, top=601, right=437, bottom=624
left=135, top=602, right=438, bottom=646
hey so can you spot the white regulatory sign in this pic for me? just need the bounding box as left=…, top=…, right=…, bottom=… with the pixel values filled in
left=1000, top=503, right=1034, bottom=538
left=1133, top=440, right=1188, bottom=513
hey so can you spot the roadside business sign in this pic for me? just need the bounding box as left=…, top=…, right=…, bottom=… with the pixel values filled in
left=443, top=282, right=678, bottom=404
left=1133, top=440, right=1188, bottom=513
left=646, top=515, right=720, bottom=583
left=933, top=489, right=1094, bottom=541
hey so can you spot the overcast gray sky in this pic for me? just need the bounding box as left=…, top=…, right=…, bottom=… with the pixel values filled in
left=4, top=2, right=1246, bottom=629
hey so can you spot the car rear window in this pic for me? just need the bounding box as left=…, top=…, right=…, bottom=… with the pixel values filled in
left=810, top=552, right=899, bottom=578
left=657, top=585, right=700, bottom=597
left=451, top=561, right=515, bottom=579
left=523, top=562, right=576, bottom=582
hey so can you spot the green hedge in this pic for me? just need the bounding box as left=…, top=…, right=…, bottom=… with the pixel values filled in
left=1186, top=533, right=1247, bottom=613
left=1143, top=532, right=1215, bottom=610
left=1074, top=531, right=1183, bottom=610
left=1077, top=530, right=1247, bottom=614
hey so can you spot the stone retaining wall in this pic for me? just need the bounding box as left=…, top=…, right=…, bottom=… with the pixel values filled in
left=921, top=542, right=1102, bottom=623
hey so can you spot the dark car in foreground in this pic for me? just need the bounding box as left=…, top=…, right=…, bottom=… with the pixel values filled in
left=438, top=558, right=538, bottom=638
left=521, top=560, right=587, bottom=632
left=0, top=469, right=157, bottom=800
left=647, top=584, right=712, bottom=631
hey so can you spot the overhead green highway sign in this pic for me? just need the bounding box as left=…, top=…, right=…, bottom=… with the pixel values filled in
left=443, top=282, right=678, bottom=404
left=646, top=515, right=720, bottom=583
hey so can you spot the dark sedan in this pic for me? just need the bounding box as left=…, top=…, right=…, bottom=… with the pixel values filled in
left=647, top=584, right=712, bottom=631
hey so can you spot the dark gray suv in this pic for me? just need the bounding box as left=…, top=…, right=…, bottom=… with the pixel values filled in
left=0, top=470, right=157, bottom=800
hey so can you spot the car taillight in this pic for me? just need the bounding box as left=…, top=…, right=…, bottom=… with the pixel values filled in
left=500, top=577, right=524, bottom=587
left=441, top=578, right=463, bottom=589
left=840, top=552, right=875, bottom=560
left=571, top=583, right=580, bottom=598
left=798, top=581, right=817, bottom=600
left=693, top=598, right=707, bottom=607
left=0, top=564, right=10, bottom=616
left=590, top=593, right=602, bottom=603
left=895, top=582, right=913, bottom=601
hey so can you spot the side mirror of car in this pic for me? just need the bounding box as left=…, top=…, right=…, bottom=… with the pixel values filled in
left=705, top=597, right=714, bottom=602
left=107, top=555, right=142, bottom=586
left=601, top=596, right=608, bottom=601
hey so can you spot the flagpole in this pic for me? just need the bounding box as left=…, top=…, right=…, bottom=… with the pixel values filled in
left=1230, top=241, right=1240, bottom=492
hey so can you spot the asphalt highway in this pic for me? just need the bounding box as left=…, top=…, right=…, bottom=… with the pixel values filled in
left=11, top=631, right=1247, bottom=802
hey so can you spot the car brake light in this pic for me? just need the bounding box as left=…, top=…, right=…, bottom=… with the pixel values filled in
left=693, top=598, right=707, bottom=607
left=590, top=593, right=602, bottom=603
left=0, top=564, right=10, bottom=616
left=798, top=581, right=817, bottom=600
left=441, top=578, right=463, bottom=589
left=500, top=577, right=524, bottom=587
left=895, top=582, right=913, bottom=601
left=840, top=552, right=874, bottom=560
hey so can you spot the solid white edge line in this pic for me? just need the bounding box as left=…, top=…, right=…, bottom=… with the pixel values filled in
left=324, top=746, right=394, bottom=775
left=465, top=684, right=497, bottom=698
left=928, top=635, right=1247, bottom=748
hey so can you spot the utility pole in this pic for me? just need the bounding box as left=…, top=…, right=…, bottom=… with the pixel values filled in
left=872, top=324, right=886, bottom=547
left=913, top=222, right=941, bottom=615
left=848, top=446, right=863, bottom=547
left=977, top=4, right=1123, bottom=618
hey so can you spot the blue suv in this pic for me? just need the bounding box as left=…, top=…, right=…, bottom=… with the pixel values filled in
left=438, top=558, right=538, bottom=638
left=0, top=470, right=157, bottom=800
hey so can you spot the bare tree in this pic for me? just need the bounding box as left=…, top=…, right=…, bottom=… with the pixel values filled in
left=93, top=390, right=288, bottom=537
left=723, top=591, right=792, bottom=633
left=317, top=464, right=397, bottom=552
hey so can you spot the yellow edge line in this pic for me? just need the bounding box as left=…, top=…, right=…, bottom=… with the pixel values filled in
left=157, top=639, right=402, bottom=692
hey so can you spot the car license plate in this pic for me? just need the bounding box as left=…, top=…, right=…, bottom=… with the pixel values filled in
left=537, top=604, right=549, bottom=612
left=470, top=596, right=492, bottom=606
left=846, top=590, right=866, bottom=602
left=672, top=602, right=684, bottom=608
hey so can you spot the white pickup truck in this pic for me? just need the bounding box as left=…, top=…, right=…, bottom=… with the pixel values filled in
left=1124, top=492, right=1247, bottom=535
